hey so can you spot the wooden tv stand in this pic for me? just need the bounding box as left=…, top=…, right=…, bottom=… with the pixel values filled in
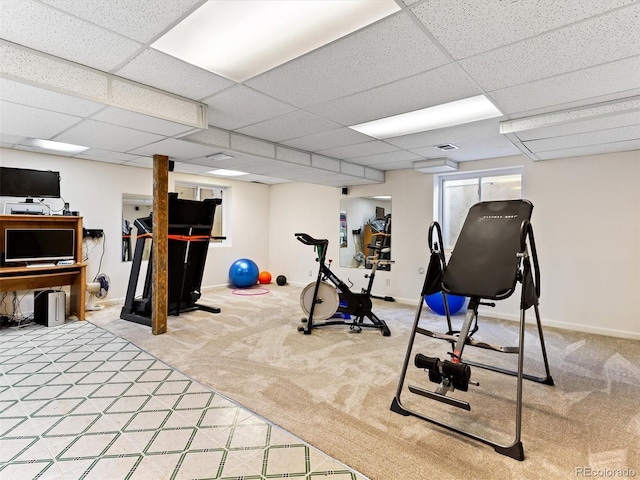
left=0, top=215, right=86, bottom=320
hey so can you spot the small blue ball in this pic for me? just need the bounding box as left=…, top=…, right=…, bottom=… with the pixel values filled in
left=229, top=258, right=259, bottom=288
left=425, top=292, right=466, bottom=315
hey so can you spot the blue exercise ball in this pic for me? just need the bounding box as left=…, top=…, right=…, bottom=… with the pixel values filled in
left=229, top=258, right=259, bottom=288
left=425, top=292, right=466, bottom=315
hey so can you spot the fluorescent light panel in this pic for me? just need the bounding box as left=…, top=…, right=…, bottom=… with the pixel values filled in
left=350, top=95, right=502, bottom=139
left=152, top=0, right=400, bottom=82
left=22, top=138, right=89, bottom=154
left=207, top=169, right=248, bottom=177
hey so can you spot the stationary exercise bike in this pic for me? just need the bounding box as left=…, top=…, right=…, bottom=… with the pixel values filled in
left=295, top=232, right=392, bottom=336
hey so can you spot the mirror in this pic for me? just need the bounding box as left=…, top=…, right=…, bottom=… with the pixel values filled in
left=339, top=196, right=391, bottom=269
left=122, top=194, right=153, bottom=262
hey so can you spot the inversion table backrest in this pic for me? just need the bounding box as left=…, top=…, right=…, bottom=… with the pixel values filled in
left=442, top=200, right=533, bottom=300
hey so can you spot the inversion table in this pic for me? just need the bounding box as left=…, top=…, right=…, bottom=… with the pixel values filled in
left=390, top=199, right=553, bottom=460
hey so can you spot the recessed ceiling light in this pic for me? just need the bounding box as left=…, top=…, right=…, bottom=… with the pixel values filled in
left=21, top=138, right=89, bottom=154
left=152, top=0, right=400, bottom=82
left=350, top=95, right=502, bottom=139
left=435, top=143, right=459, bottom=151
left=207, top=169, right=248, bottom=177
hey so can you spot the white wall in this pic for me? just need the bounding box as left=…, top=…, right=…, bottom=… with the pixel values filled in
left=2, top=147, right=638, bottom=339
left=0, top=148, right=270, bottom=314
left=269, top=150, right=640, bottom=339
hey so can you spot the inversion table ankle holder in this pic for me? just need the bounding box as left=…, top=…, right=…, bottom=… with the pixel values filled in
left=390, top=199, right=553, bottom=460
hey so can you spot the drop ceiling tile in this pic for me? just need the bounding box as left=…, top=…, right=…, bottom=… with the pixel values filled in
left=446, top=144, right=521, bottom=162
left=39, top=0, right=202, bottom=43
left=282, top=127, right=370, bottom=152
left=171, top=162, right=214, bottom=174
left=183, top=127, right=230, bottom=149
left=0, top=0, right=143, bottom=71
left=92, top=107, right=194, bottom=136
left=347, top=150, right=422, bottom=167
left=123, top=157, right=154, bottom=168
left=1, top=41, right=110, bottom=102
left=409, top=134, right=516, bottom=159
left=385, top=118, right=501, bottom=149
left=128, top=138, right=220, bottom=160
left=365, top=159, right=414, bottom=171
left=76, top=149, right=142, bottom=162
left=116, top=49, right=234, bottom=101
left=0, top=78, right=104, bottom=117
left=74, top=155, right=127, bottom=165
left=245, top=12, right=449, bottom=108
left=534, top=138, right=640, bottom=160
left=318, top=141, right=399, bottom=159
left=307, top=64, right=481, bottom=126
left=236, top=111, right=341, bottom=143
left=523, top=124, right=640, bottom=153
left=180, top=156, right=233, bottom=169
left=234, top=174, right=290, bottom=185
left=516, top=111, right=640, bottom=142
left=491, top=56, right=640, bottom=115
left=55, top=119, right=165, bottom=152
left=189, top=155, right=282, bottom=176
left=204, top=85, right=297, bottom=130
left=411, top=0, right=635, bottom=59
left=405, top=145, right=443, bottom=158
left=0, top=101, right=82, bottom=139
left=459, top=5, right=640, bottom=91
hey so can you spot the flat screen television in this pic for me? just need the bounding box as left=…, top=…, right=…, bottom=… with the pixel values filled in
left=0, top=167, right=61, bottom=199
left=4, top=228, right=75, bottom=264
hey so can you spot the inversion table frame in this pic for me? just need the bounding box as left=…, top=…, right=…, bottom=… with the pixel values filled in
left=390, top=200, right=553, bottom=460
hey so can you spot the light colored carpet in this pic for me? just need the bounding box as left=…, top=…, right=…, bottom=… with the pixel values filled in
left=89, top=284, right=640, bottom=479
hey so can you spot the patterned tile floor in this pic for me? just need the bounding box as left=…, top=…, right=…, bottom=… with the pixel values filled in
left=0, top=321, right=367, bottom=480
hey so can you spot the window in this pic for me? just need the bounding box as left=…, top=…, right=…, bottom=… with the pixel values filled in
left=437, top=168, right=523, bottom=249
left=174, top=183, right=225, bottom=243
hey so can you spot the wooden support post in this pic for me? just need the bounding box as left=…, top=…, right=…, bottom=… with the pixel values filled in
left=152, top=154, right=169, bottom=335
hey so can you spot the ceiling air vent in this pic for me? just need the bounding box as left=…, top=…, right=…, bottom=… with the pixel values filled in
left=435, top=143, right=459, bottom=151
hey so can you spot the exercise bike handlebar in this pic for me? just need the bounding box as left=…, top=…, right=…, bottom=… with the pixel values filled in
left=295, top=232, right=328, bottom=247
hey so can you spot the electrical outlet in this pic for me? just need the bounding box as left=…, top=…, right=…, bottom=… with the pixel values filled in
left=83, top=228, right=104, bottom=238
left=308, top=270, right=313, bottom=276
left=386, top=279, right=391, bottom=286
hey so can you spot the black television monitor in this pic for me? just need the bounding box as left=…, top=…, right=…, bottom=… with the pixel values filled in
left=0, top=167, right=61, bottom=199
left=4, top=228, right=75, bottom=264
